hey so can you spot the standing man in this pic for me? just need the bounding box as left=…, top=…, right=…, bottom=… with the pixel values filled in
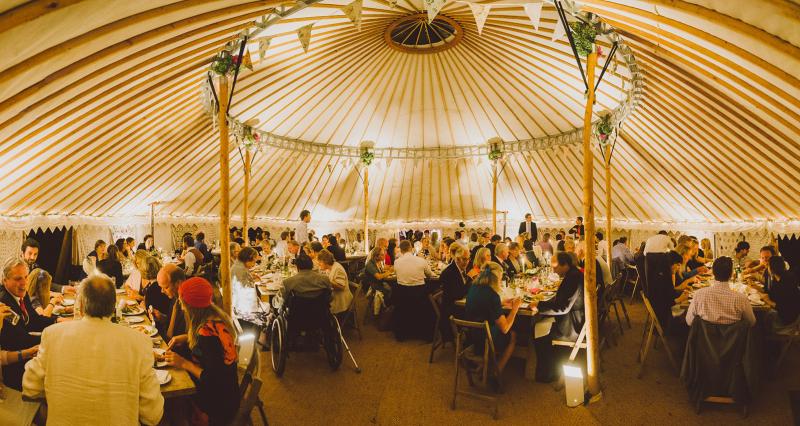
left=393, top=240, right=434, bottom=341
left=21, top=238, right=74, bottom=294
left=518, top=213, right=538, bottom=242
left=296, top=210, right=311, bottom=245
left=569, top=217, right=585, bottom=240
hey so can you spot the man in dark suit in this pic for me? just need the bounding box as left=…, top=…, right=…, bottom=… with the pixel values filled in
left=569, top=216, right=585, bottom=240
left=1, top=258, right=57, bottom=390
left=518, top=213, right=538, bottom=242
left=439, top=244, right=472, bottom=342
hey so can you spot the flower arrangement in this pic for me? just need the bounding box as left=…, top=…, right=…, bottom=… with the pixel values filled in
left=211, top=51, right=235, bottom=75
left=488, top=149, right=503, bottom=161
left=241, top=125, right=260, bottom=149
left=596, top=113, right=614, bottom=142
left=570, top=20, right=599, bottom=58
left=360, top=150, right=374, bottom=166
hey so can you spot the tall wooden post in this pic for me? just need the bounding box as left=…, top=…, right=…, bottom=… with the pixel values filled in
left=218, top=75, right=232, bottom=315
left=149, top=203, right=155, bottom=240
left=582, top=50, right=601, bottom=398
left=363, top=166, right=369, bottom=253
left=492, top=161, right=498, bottom=235
left=605, top=145, right=612, bottom=268
left=243, top=149, right=251, bottom=246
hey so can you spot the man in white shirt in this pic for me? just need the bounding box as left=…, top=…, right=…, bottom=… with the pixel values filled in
left=296, top=210, right=311, bottom=244
left=643, top=230, right=675, bottom=255
left=612, top=237, right=635, bottom=265
left=275, top=231, right=290, bottom=258
left=392, top=240, right=434, bottom=341
left=23, top=274, right=164, bottom=425
left=596, top=232, right=609, bottom=262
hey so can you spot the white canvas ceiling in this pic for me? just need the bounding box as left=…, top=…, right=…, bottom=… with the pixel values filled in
left=0, top=0, right=799, bottom=230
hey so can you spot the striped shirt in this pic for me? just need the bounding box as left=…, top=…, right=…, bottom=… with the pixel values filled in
left=686, top=280, right=756, bottom=326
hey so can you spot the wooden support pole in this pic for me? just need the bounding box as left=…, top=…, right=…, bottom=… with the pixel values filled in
left=243, top=149, right=251, bottom=246
left=363, top=166, right=369, bottom=253
left=217, top=75, right=232, bottom=316
left=492, top=161, right=498, bottom=235
left=582, top=50, right=601, bottom=398
left=605, top=145, right=612, bottom=268
left=149, top=202, right=155, bottom=241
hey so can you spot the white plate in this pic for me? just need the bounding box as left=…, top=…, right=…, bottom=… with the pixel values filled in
left=116, top=288, right=126, bottom=294
left=124, top=316, right=145, bottom=324
left=750, top=299, right=765, bottom=306
left=747, top=294, right=762, bottom=303
left=153, top=348, right=167, bottom=368
left=132, top=325, right=159, bottom=337
left=155, top=369, right=171, bottom=385
left=122, top=306, right=145, bottom=316
left=61, top=299, right=75, bottom=307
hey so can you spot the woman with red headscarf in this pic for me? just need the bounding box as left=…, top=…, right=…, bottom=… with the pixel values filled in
left=164, top=277, right=239, bottom=425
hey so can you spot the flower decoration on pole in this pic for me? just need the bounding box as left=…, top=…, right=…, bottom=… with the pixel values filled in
left=595, top=112, right=614, bottom=144
left=487, top=137, right=504, bottom=161
left=241, top=124, right=260, bottom=150
left=569, top=13, right=601, bottom=58
left=211, top=50, right=236, bottom=76
left=359, top=140, right=375, bottom=166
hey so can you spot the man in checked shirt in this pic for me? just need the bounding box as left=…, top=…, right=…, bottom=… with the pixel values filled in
left=686, top=256, right=756, bottom=327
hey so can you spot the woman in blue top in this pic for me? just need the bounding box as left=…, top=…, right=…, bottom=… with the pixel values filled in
left=464, top=262, right=521, bottom=373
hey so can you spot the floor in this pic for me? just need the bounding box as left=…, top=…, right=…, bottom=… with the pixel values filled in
left=253, top=295, right=798, bottom=426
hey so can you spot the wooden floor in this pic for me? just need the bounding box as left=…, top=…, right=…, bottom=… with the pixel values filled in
left=253, top=296, right=798, bottom=425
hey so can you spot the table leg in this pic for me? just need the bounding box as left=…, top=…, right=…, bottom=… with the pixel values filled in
left=525, top=316, right=537, bottom=381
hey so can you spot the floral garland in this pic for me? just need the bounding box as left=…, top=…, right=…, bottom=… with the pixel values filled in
left=488, top=149, right=503, bottom=161
left=211, top=51, right=236, bottom=76
left=241, top=125, right=260, bottom=149
left=360, top=150, right=374, bottom=166
left=569, top=20, right=599, bottom=58
left=595, top=113, right=614, bottom=143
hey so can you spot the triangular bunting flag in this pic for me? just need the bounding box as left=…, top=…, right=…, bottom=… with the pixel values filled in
left=342, top=0, right=363, bottom=31
left=467, top=2, right=491, bottom=36
left=297, top=23, right=313, bottom=53
left=523, top=2, right=543, bottom=31
left=424, top=0, right=448, bottom=24
left=241, top=49, right=253, bottom=71
left=258, top=37, right=271, bottom=59
left=552, top=13, right=566, bottom=41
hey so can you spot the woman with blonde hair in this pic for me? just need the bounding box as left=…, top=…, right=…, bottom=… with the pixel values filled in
left=700, top=238, right=713, bottom=261
left=464, top=262, right=521, bottom=374
left=124, top=249, right=149, bottom=301
left=467, top=247, right=492, bottom=279
left=165, top=277, right=239, bottom=425
left=26, top=268, right=68, bottom=317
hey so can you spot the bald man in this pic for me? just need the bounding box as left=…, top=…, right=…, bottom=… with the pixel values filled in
left=155, top=264, right=187, bottom=342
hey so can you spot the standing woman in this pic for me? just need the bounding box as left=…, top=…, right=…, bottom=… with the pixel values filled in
left=165, top=277, right=239, bottom=425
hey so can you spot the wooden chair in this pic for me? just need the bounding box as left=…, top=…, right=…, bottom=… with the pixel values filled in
left=637, top=295, right=678, bottom=378
left=766, top=316, right=800, bottom=376
left=338, top=281, right=362, bottom=340
left=553, top=321, right=588, bottom=362
left=232, top=378, right=267, bottom=426
left=428, top=289, right=444, bottom=363
left=449, top=316, right=500, bottom=419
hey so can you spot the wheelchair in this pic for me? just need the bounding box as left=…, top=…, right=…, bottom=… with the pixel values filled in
left=269, top=289, right=359, bottom=377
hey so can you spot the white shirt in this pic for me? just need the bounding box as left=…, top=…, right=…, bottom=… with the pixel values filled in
left=275, top=240, right=288, bottom=258
left=124, top=268, right=142, bottom=292
left=326, top=262, right=352, bottom=314
left=393, top=252, right=433, bottom=286
left=23, top=317, right=164, bottom=426
left=296, top=221, right=309, bottom=244
left=643, top=234, right=674, bottom=255
left=183, top=250, right=197, bottom=275
left=597, top=240, right=609, bottom=261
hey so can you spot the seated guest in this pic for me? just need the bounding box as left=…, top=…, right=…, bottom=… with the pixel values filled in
left=282, top=254, right=332, bottom=298
left=440, top=243, right=472, bottom=342
left=22, top=274, right=164, bottom=425
left=275, top=231, right=290, bottom=258
left=114, top=238, right=127, bottom=259
left=393, top=240, right=434, bottom=341
left=507, top=242, right=531, bottom=275
left=142, top=256, right=170, bottom=323
left=485, top=235, right=501, bottom=259
left=468, top=247, right=492, bottom=280
left=180, top=235, right=204, bottom=276
left=124, top=250, right=149, bottom=301
left=259, top=237, right=276, bottom=263
left=732, top=241, right=751, bottom=269
left=286, top=240, right=301, bottom=264
left=612, top=237, right=635, bottom=265
left=194, top=232, right=212, bottom=262
left=165, top=277, right=239, bottom=425
left=562, top=237, right=576, bottom=254
left=674, top=243, right=705, bottom=289
left=2, top=258, right=64, bottom=390
left=700, top=238, right=714, bottom=261
left=530, top=252, right=585, bottom=382
left=686, top=257, right=755, bottom=326
left=538, top=233, right=553, bottom=255
left=492, top=243, right=512, bottom=278
left=83, top=239, right=108, bottom=275
left=417, top=237, right=434, bottom=258
left=125, top=237, right=137, bottom=258
left=328, top=236, right=347, bottom=262
left=21, top=239, right=73, bottom=294
left=467, top=232, right=489, bottom=269
left=364, top=247, right=393, bottom=298
left=229, top=242, right=241, bottom=266
left=765, top=256, right=800, bottom=332
left=155, top=264, right=187, bottom=343
left=596, top=232, right=609, bottom=262
left=744, top=246, right=776, bottom=287
left=317, top=249, right=352, bottom=315
left=643, top=230, right=674, bottom=255
left=137, top=234, right=156, bottom=253
left=26, top=269, right=70, bottom=318
left=97, top=244, right=124, bottom=288
left=385, top=238, right=397, bottom=266
left=232, top=247, right=259, bottom=316
left=465, top=262, right=520, bottom=374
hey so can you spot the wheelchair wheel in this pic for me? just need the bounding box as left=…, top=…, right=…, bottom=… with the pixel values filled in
left=324, top=316, right=343, bottom=370
left=270, top=317, right=287, bottom=377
